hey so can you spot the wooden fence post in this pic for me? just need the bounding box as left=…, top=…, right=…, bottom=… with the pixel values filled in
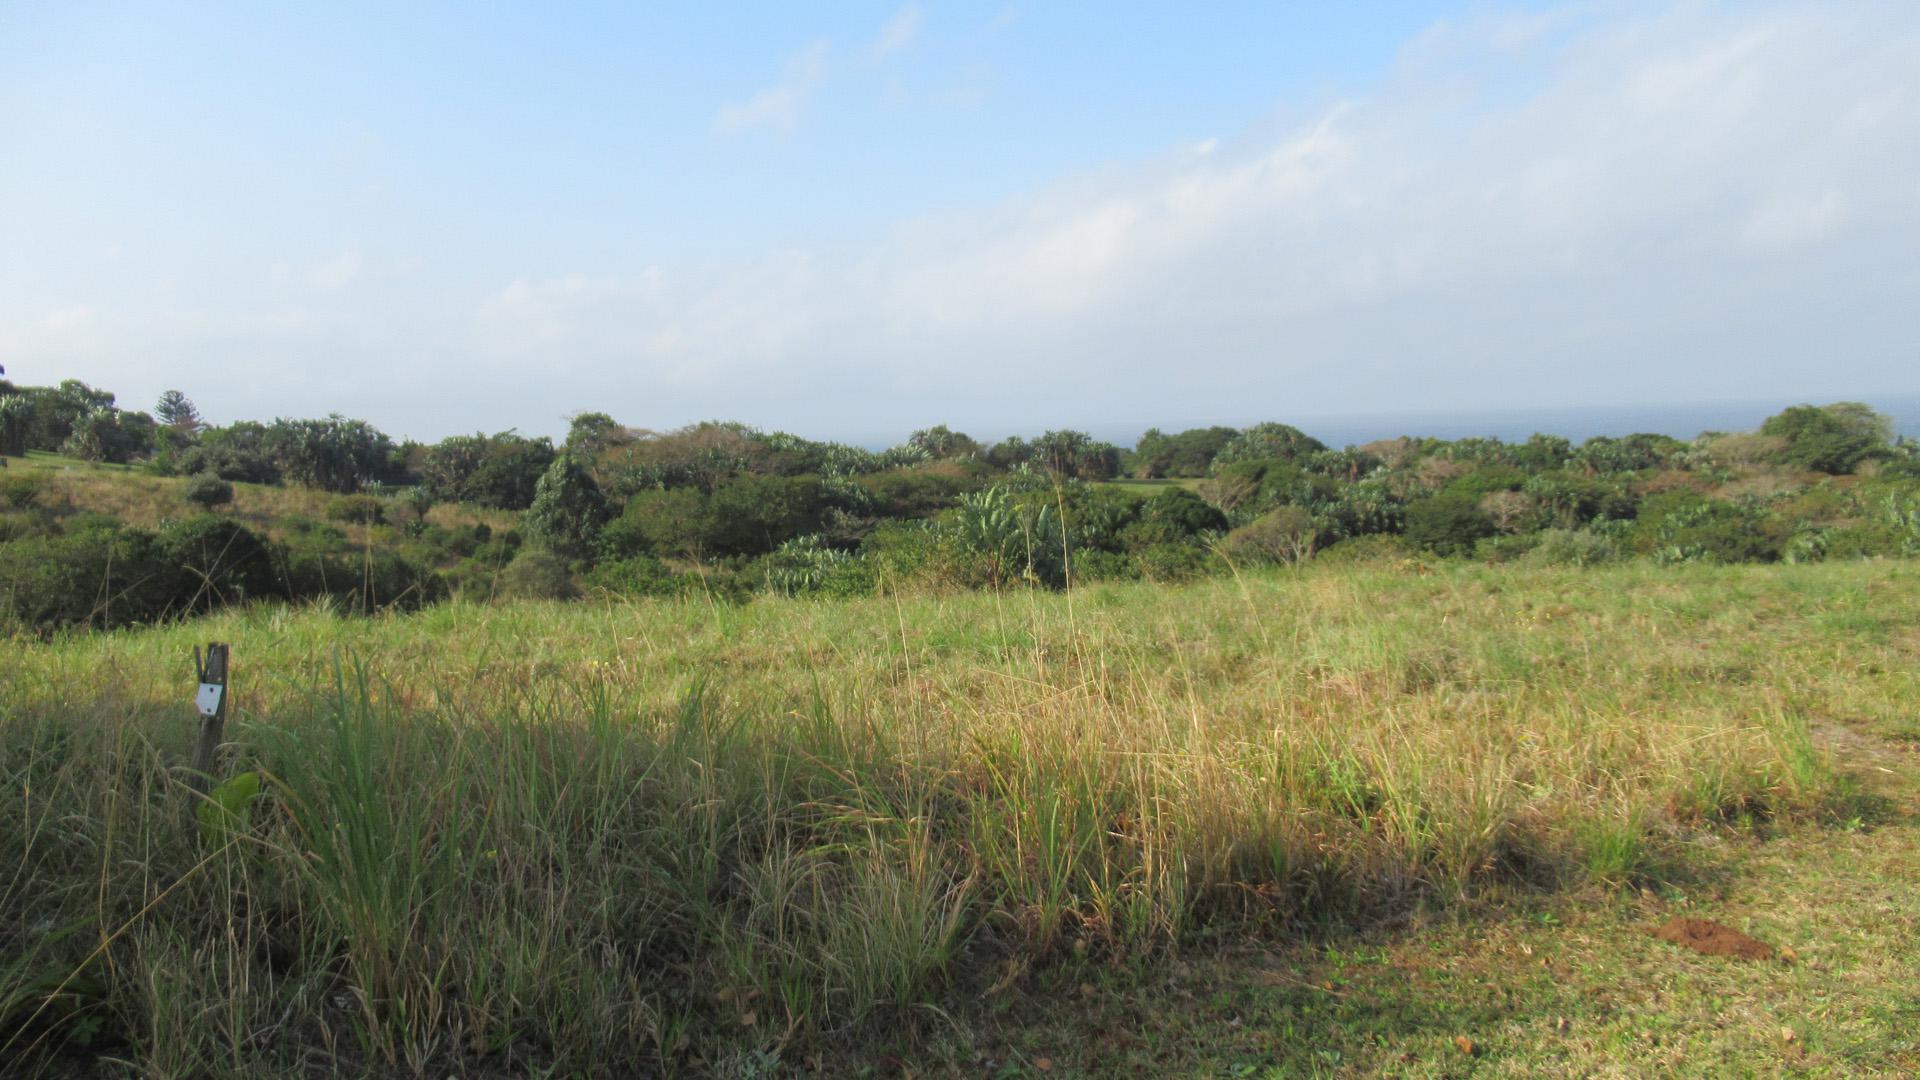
left=189, top=642, right=230, bottom=794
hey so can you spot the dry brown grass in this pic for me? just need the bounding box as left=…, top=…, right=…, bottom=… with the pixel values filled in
left=3, top=559, right=1899, bottom=1074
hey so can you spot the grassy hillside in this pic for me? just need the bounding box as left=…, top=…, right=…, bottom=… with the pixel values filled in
left=5, top=560, right=1917, bottom=1075
left=3, top=450, right=515, bottom=544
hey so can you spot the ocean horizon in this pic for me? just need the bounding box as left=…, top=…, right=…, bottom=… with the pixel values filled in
left=849, top=394, right=1920, bottom=452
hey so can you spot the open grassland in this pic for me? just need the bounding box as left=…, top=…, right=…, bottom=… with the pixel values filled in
left=5, top=451, right=515, bottom=544
left=3, top=561, right=1917, bottom=1076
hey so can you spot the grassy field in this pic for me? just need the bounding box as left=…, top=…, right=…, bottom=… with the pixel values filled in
left=3, top=560, right=1917, bottom=1076
left=4, top=451, right=515, bottom=544
left=1098, top=477, right=1207, bottom=495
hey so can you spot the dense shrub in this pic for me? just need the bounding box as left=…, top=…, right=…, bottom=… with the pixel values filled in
left=268, top=415, right=398, bottom=493
left=1, top=473, right=43, bottom=509
left=1442, top=466, right=1527, bottom=502
left=176, top=422, right=283, bottom=484
left=418, top=432, right=558, bottom=510
left=1052, top=484, right=1140, bottom=552
left=1067, top=547, right=1138, bottom=582
left=1130, top=426, right=1238, bottom=478
left=1574, top=433, right=1684, bottom=474
left=182, top=472, right=235, bottom=510
left=1140, top=487, right=1229, bottom=537
left=60, top=407, right=156, bottom=463
left=1635, top=493, right=1787, bottom=564
left=1759, top=403, right=1892, bottom=475
left=858, top=466, right=972, bottom=518
left=1222, top=506, right=1316, bottom=565
left=1134, top=541, right=1214, bottom=583
left=1313, top=481, right=1406, bottom=542
left=0, top=512, right=54, bottom=543
left=1404, top=492, right=1496, bottom=556
left=1475, top=532, right=1543, bottom=563
left=0, top=522, right=179, bottom=630
left=616, top=487, right=716, bottom=559
left=523, top=453, right=610, bottom=558
left=1524, top=528, right=1622, bottom=567
left=946, top=486, right=1065, bottom=589
left=1211, top=423, right=1327, bottom=470
left=159, top=516, right=278, bottom=610
left=325, top=494, right=387, bottom=525
left=858, top=520, right=954, bottom=587
left=276, top=549, right=447, bottom=612
left=1315, top=534, right=1420, bottom=565
left=585, top=554, right=690, bottom=598
left=499, top=549, right=578, bottom=600
left=755, top=535, right=876, bottom=598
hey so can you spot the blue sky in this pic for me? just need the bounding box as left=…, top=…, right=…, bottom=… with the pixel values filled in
left=2, top=1, right=1916, bottom=443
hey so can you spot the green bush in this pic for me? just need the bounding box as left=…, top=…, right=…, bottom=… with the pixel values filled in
left=1067, top=547, right=1138, bottom=582
left=584, top=554, right=691, bottom=598
left=415, top=522, right=490, bottom=560
left=0, top=513, right=49, bottom=543
left=1315, top=534, right=1420, bottom=565
left=0, top=519, right=181, bottom=631
left=522, top=453, right=609, bottom=558
left=859, top=467, right=971, bottom=518
left=182, top=472, right=235, bottom=510
left=1635, top=494, right=1787, bottom=564
left=1134, top=541, right=1214, bottom=583
left=1221, top=506, right=1316, bottom=565
left=159, top=516, right=279, bottom=610
left=1139, top=487, right=1229, bottom=537
left=754, top=535, right=877, bottom=598
left=1442, top=466, right=1526, bottom=502
left=499, top=548, right=577, bottom=600
left=1057, top=484, right=1142, bottom=552
left=1211, top=423, right=1327, bottom=470
left=1523, top=528, right=1621, bottom=567
left=1818, top=524, right=1909, bottom=560
left=276, top=549, right=447, bottom=612
left=1475, top=532, right=1542, bottom=563
left=1404, top=492, right=1496, bottom=556
left=1, top=472, right=43, bottom=509
left=325, top=494, right=387, bottom=525
left=177, top=423, right=282, bottom=484
left=859, top=520, right=956, bottom=588
left=280, top=515, right=347, bottom=543
left=1760, top=403, right=1892, bottom=475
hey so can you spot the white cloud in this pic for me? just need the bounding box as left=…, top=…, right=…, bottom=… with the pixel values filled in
left=474, top=3, right=1920, bottom=435
left=714, top=40, right=831, bottom=136
left=871, top=5, right=922, bottom=59
left=309, top=248, right=363, bottom=290
left=17, top=2, right=1919, bottom=441
left=43, top=305, right=96, bottom=330
left=1743, top=189, right=1848, bottom=250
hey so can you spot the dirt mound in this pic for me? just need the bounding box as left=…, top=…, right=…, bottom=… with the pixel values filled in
left=1651, top=917, right=1775, bottom=960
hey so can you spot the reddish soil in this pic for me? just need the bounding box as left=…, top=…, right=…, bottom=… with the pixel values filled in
left=1651, top=917, right=1776, bottom=961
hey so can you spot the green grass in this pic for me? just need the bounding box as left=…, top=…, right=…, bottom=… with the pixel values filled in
left=2, top=560, right=1917, bottom=1075
left=1099, top=477, right=1206, bottom=495
left=4, top=451, right=513, bottom=543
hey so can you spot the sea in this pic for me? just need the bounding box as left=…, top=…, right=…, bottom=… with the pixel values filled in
left=853, top=393, right=1920, bottom=453
left=1218, top=393, right=1920, bottom=452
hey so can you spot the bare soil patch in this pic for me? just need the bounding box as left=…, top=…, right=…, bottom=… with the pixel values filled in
left=1651, top=916, right=1776, bottom=960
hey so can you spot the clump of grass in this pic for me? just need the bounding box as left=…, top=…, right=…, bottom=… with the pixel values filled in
left=1, top=560, right=1907, bottom=1074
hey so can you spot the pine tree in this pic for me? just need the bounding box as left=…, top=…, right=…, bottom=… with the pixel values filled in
left=155, top=389, right=203, bottom=433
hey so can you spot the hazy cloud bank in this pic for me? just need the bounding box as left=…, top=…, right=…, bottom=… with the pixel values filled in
left=10, top=2, right=1918, bottom=442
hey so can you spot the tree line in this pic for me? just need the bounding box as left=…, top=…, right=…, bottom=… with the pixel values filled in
left=2, top=370, right=1917, bottom=633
